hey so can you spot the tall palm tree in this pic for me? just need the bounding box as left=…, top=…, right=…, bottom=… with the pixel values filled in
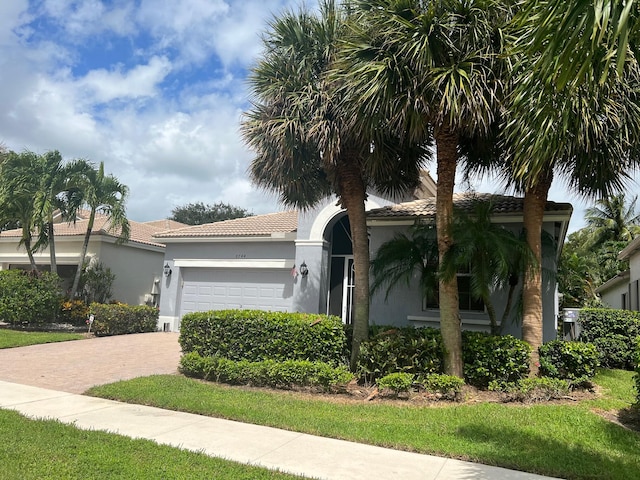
left=241, top=1, right=428, bottom=370
left=585, top=194, right=640, bottom=248
left=501, top=24, right=640, bottom=373
left=69, top=161, right=130, bottom=299
left=336, top=0, right=513, bottom=376
left=32, top=151, right=92, bottom=276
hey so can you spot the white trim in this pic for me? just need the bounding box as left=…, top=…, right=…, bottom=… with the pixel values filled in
left=157, top=233, right=296, bottom=244
left=307, top=198, right=384, bottom=242
left=174, top=259, right=295, bottom=269
left=295, top=239, right=330, bottom=248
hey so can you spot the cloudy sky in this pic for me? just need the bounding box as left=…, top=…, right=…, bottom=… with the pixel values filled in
left=0, top=1, right=617, bottom=231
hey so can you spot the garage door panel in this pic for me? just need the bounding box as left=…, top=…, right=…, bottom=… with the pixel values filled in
left=180, top=268, right=293, bottom=316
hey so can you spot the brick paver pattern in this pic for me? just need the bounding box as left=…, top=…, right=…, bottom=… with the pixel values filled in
left=0, top=332, right=181, bottom=393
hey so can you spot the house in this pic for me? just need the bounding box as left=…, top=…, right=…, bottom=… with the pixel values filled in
left=0, top=213, right=186, bottom=305
left=597, top=236, right=640, bottom=309
left=156, top=184, right=572, bottom=342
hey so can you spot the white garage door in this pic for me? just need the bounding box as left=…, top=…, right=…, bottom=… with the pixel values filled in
left=180, top=268, right=294, bottom=316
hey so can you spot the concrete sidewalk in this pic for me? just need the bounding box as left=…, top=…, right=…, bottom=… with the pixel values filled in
left=0, top=380, right=560, bottom=480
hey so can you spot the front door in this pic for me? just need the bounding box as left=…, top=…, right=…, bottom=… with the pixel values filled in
left=328, top=255, right=354, bottom=324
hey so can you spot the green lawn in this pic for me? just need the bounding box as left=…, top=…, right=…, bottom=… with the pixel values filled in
left=87, top=369, right=640, bottom=480
left=0, top=409, right=301, bottom=480
left=0, top=329, right=84, bottom=349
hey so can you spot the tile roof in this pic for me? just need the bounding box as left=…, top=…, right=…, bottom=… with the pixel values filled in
left=367, top=192, right=573, bottom=219
left=153, top=211, right=298, bottom=239
left=0, top=213, right=180, bottom=248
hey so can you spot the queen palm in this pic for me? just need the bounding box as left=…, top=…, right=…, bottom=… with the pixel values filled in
left=337, top=0, right=512, bottom=376
left=241, top=1, right=428, bottom=370
left=69, top=161, right=130, bottom=299
left=32, top=151, right=92, bottom=276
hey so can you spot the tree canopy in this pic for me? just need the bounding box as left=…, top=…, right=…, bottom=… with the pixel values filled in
left=169, top=202, right=253, bottom=225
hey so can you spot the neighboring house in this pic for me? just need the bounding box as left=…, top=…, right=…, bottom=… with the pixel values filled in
left=0, top=213, right=186, bottom=305
left=156, top=180, right=572, bottom=342
left=597, top=236, right=640, bottom=309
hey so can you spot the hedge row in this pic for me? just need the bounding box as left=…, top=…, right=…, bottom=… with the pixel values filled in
left=578, top=308, right=640, bottom=370
left=179, top=351, right=353, bottom=390
left=0, top=270, right=61, bottom=325
left=90, top=303, right=159, bottom=336
left=635, top=338, right=640, bottom=406
left=179, top=310, right=346, bottom=366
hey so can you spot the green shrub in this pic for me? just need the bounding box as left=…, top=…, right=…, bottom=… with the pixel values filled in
left=539, top=340, right=599, bottom=385
left=357, top=327, right=443, bottom=383
left=462, top=332, right=530, bottom=388
left=578, top=308, right=640, bottom=369
left=178, top=352, right=353, bottom=390
left=416, top=373, right=465, bottom=398
left=59, top=299, right=89, bottom=326
left=489, top=377, right=570, bottom=402
left=90, top=303, right=159, bottom=336
left=377, top=372, right=414, bottom=394
left=179, top=310, right=346, bottom=366
left=0, top=270, right=62, bottom=325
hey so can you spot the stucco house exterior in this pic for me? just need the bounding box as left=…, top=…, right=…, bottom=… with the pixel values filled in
left=597, top=236, right=640, bottom=310
left=156, top=184, right=572, bottom=342
left=0, top=213, right=185, bottom=306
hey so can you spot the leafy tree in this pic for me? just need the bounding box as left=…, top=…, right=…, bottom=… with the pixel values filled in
left=241, top=1, right=427, bottom=370
left=337, top=0, right=512, bottom=376
left=169, top=202, right=252, bottom=225
left=69, top=161, right=130, bottom=299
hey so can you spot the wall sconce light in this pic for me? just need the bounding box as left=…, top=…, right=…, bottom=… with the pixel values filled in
left=163, top=263, right=172, bottom=277
left=299, top=261, right=309, bottom=277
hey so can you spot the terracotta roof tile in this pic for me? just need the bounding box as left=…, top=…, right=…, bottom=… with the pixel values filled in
left=0, top=215, right=176, bottom=248
left=367, top=192, right=573, bottom=218
left=154, top=211, right=298, bottom=238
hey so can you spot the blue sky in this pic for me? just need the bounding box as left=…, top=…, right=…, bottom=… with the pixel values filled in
left=0, top=1, right=613, bottom=231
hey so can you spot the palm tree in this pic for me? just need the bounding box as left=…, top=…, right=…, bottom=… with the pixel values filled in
left=69, top=161, right=130, bottom=299
left=32, top=151, right=92, bottom=276
left=0, top=151, right=42, bottom=270
left=336, top=0, right=513, bottom=376
left=585, top=194, right=640, bottom=248
left=241, top=1, right=428, bottom=370
left=501, top=23, right=640, bottom=373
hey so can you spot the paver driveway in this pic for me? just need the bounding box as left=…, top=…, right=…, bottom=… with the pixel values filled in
left=0, top=332, right=182, bottom=393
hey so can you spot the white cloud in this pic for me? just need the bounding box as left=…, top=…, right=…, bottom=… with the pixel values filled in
left=40, top=0, right=136, bottom=38
left=77, top=56, right=172, bottom=103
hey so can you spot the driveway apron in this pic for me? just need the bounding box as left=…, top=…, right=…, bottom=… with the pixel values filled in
left=0, top=332, right=181, bottom=393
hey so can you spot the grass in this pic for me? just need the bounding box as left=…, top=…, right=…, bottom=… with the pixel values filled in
left=0, top=329, right=84, bottom=349
left=87, top=370, right=640, bottom=480
left=0, top=409, right=301, bottom=479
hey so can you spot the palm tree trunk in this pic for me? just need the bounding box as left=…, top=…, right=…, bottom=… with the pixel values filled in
left=48, top=221, right=57, bottom=275
left=484, top=295, right=499, bottom=335
left=336, top=157, right=370, bottom=372
left=70, top=209, right=95, bottom=298
left=435, top=125, right=463, bottom=378
left=24, top=236, right=37, bottom=272
left=522, top=168, right=553, bottom=376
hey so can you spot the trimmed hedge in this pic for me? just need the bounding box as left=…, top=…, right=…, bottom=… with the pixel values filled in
left=539, top=340, right=599, bottom=385
left=179, top=310, right=347, bottom=366
left=462, top=331, right=530, bottom=388
left=635, top=337, right=640, bottom=405
left=357, top=327, right=444, bottom=382
left=578, top=308, right=640, bottom=369
left=0, top=270, right=61, bottom=325
left=90, top=303, right=159, bottom=336
left=179, top=351, right=353, bottom=390
left=357, top=327, right=530, bottom=388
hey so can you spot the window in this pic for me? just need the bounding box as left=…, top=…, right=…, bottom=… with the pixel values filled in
left=423, top=265, right=485, bottom=312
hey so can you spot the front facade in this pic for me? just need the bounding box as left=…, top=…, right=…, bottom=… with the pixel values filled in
left=157, top=187, right=572, bottom=343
